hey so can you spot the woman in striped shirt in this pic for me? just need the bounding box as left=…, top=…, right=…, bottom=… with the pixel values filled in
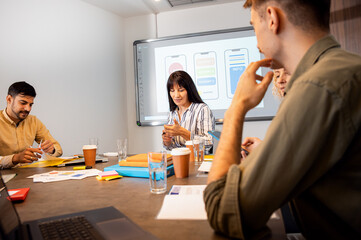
left=162, top=71, right=215, bottom=150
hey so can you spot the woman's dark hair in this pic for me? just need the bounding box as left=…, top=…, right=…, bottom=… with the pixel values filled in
left=166, top=71, right=204, bottom=112
left=8, top=81, right=36, bottom=97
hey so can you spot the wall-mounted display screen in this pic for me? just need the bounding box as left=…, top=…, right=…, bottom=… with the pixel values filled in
left=134, top=27, right=279, bottom=126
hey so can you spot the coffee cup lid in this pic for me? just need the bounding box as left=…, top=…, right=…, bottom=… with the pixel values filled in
left=83, top=145, right=97, bottom=149
left=171, top=147, right=191, bottom=156
left=185, top=140, right=193, bottom=145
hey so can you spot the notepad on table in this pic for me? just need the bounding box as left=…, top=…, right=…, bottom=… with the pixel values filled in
left=96, top=170, right=122, bottom=181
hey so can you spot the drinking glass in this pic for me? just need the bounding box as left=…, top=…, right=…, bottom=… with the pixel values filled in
left=192, top=135, right=205, bottom=165
left=197, top=137, right=205, bottom=164
left=117, top=138, right=127, bottom=162
left=148, top=151, right=167, bottom=194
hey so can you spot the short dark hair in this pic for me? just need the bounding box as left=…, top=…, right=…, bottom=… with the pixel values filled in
left=8, top=81, right=36, bottom=98
left=244, top=0, right=330, bottom=32
left=166, top=71, right=204, bottom=112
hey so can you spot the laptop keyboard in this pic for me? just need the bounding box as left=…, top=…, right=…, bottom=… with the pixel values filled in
left=38, top=215, right=103, bottom=240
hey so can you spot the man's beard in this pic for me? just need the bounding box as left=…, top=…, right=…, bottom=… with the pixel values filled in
left=12, top=107, right=29, bottom=121
left=16, top=111, right=29, bottom=120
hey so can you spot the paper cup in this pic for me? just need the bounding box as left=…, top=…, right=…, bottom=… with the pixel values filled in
left=171, top=148, right=191, bottom=178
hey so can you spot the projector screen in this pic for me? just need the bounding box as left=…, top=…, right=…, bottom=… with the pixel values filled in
left=134, top=27, right=280, bottom=126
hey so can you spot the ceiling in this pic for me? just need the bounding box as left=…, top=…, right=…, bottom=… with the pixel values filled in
left=81, top=0, right=242, bottom=18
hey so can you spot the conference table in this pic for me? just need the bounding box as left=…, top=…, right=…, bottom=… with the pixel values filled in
left=2, top=156, right=286, bottom=240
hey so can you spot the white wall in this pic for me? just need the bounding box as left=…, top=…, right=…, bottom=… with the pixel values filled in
left=0, top=0, right=126, bottom=156
left=125, top=2, right=271, bottom=154
left=124, top=14, right=161, bottom=154
left=0, top=1, right=271, bottom=156
left=157, top=1, right=251, bottom=37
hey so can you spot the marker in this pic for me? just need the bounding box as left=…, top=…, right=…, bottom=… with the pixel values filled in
left=73, top=166, right=92, bottom=170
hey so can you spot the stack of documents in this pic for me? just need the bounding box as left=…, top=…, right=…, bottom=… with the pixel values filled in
left=28, top=169, right=101, bottom=183
left=157, top=185, right=207, bottom=220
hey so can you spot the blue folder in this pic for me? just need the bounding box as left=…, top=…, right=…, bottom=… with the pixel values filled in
left=104, top=164, right=174, bottom=178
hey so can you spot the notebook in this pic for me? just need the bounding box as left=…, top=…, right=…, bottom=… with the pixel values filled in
left=0, top=172, right=158, bottom=240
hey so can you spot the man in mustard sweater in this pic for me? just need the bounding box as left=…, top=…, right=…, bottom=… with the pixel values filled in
left=0, top=81, right=62, bottom=169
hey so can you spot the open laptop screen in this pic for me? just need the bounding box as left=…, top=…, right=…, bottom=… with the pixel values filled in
left=0, top=173, right=22, bottom=240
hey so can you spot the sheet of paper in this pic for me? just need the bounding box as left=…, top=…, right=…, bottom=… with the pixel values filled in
left=169, top=185, right=206, bottom=195
left=1, top=173, right=17, bottom=183
left=197, top=161, right=212, bottom=172
left=159, top=185, right=279, bottom=220
left=157, top=195, right=207, bottom=220
left=28, top=169, right=101, bottom=183
left=157, top=185, right=207, bottom=220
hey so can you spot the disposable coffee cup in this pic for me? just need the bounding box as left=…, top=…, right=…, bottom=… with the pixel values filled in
left=83, top=145, right=97, bottom=167
left=171, top=148, right=191, bottom=178
left=185, top=140, right=195, bottom=162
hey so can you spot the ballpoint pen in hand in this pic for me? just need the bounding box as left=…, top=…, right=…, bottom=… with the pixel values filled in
left=36, top=139, right=44, bottom=158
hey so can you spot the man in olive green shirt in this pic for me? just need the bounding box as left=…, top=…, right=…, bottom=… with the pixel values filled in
left=204, top=0, right=361, bottom=239
left=0, top=82, right=62, bottom=169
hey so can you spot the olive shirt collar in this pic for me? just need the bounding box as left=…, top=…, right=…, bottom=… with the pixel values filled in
left=284, top=35, right=341, bottom=96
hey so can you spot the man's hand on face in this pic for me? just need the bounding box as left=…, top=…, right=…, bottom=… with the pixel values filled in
left=242, top=137, right=262, bottom=154
left=40, top=140, right=55, bottom=154
left=229, top=58, right=274, bottom=114
left=12, top=147, right=43, bottom=165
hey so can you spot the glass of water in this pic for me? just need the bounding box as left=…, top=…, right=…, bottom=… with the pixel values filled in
left=198, top=137, right=205, bottom=164
left=117, top=138, right=127, bottom=162
left=147, top=151, right=167, bottom=194
left=192, top=135, right=206, bottom=164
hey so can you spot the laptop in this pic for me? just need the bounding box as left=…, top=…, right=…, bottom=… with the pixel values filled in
left=0, top=172, right=158, bottom=240
left=57, top=157, right=108, bottom=167
left=208, top=130, right=249, bottom=155
left=208, top=130, right=221, bottom=141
